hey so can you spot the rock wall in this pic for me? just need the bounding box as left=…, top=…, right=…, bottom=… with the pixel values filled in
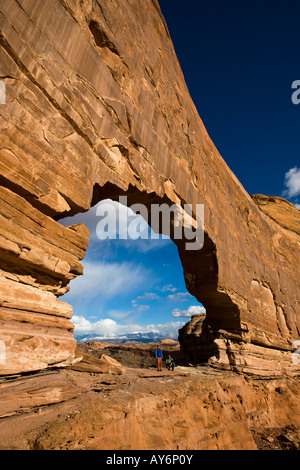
left=0, top=0, right=299, bottom=375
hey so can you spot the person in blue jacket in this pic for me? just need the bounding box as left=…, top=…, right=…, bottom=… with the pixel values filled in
left=155, top=345, right=163, bottom=371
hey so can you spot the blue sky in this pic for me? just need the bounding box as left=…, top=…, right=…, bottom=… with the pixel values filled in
left=60, top=1, right=300, bottom=341
left=60, top=202, right=205, bottom=340
left=159, top=0, right=300, bottom=201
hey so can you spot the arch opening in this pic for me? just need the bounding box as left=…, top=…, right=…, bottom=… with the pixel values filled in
left=58, top=182, right=242, bottom=365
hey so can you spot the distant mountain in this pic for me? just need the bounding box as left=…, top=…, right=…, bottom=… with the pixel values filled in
left=75, top=331, right=178, bottom=344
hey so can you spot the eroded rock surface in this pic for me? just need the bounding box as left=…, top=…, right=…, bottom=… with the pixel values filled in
left=251, top=194, right=300, bottom=235
left=0, top=360, right=299, bottom=450
left=0, top=0, right=299, bottom=375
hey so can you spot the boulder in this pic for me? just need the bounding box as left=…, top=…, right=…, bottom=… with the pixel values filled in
left=71, top=349, right=126, bottom=375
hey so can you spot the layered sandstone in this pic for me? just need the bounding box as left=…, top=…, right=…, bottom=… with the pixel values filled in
left=0, top=0, right=299, bottom=375
left=0, top=362, right=300, bottom=450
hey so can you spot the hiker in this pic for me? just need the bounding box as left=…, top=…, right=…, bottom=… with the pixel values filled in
left=155, top=345, right=163, bottom=371
left=166, top=355, right=175, bottom=371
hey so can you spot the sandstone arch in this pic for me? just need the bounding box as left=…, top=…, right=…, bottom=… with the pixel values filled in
left=67, top=180, right=242, bottom=341
left=0, top=0, right=299, bottom=376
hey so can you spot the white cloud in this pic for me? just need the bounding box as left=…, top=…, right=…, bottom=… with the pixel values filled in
left=283, top=167, right=300, bottom=198
left=73, top=316, right=121, bottom=337
left=135, top=305, right=150, bottom=311
left=59, top=199, right=171, bottom=251
left=295, top=203, right=300, bottom=210
left=72, top=315, right=185, bottom=340
left=63, top=259, right=152, bottom=301
left=156, top=284, right=178, bottom=293
left=106, top=309, right=136, bottom=322
left=167, top=292, right=190, bottom=302
left=136, top=292, right=160, bottom=301
left=172, top=305, right=206, bottom=318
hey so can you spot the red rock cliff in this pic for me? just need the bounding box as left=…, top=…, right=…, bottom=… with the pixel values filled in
left=0, top=0, right=299, bottom=375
